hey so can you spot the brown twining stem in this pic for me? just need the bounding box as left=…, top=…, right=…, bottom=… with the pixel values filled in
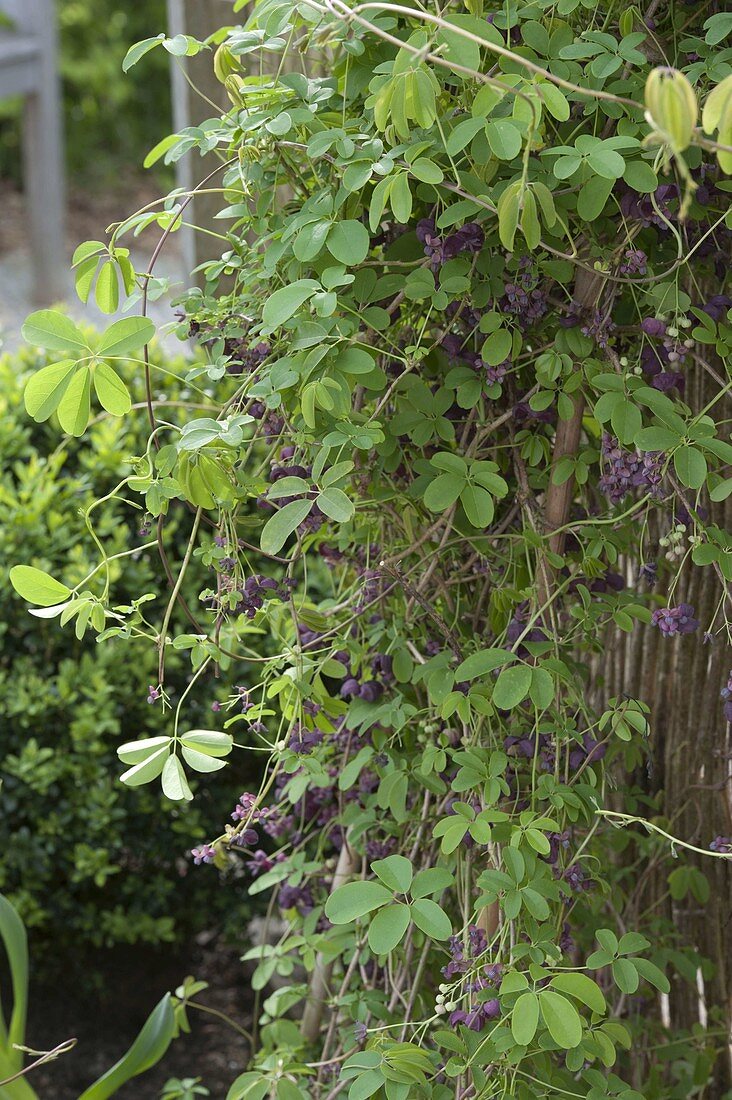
left=536, top=266, right=604, bottom=609
left=477, top=267, right=604, bottom=941
left=301, top=835, right=359, bottom=1043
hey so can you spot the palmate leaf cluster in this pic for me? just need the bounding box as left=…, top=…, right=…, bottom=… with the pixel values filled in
left=8, top=0, right=732, bottom=1097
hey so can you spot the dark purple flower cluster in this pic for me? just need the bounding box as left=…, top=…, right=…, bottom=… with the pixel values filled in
left=709, top=836, right=732, bottom=854
left=619, top=249, right=648, bottom=277
left=563, top=863, right=592, bottom=892
left=235, top=574, right=292, bottom=618
left=499, top=258, right=547, bottom=328
left=443, top=927, right=502, bottom=1031
left=599, top=434, right=664, bottom=505
left=619, top=184, right=677, bottom=230
left=639, top=317, right=690, bottom=394
left=278, top=883, right=314, bottom=914
left=226, top=341, right=271, bottom=376
left=288, top=723, right=324, bottom=755
left=416, top=219, right=485, bottom=270
left=581, top=309, right=616, bottom=350
left=651, top=603, right=699, bottom=636
left=245, top=849, right=286, bottom=876
left=719, top=671, right=732, bottom=722
left=146, top=684, right=162, bottom=705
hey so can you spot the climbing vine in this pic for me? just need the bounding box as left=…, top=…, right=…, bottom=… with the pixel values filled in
left=9, top=0, right=732, bottom=1096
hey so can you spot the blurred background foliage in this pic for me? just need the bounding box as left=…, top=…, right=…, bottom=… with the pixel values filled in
left=0, top=0, right=171, bottom=187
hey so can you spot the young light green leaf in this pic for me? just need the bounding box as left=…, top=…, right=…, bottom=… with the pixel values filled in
left=97, top=317, right=156, bottom=357
left=9, top=565, right=72, bottom=607
left=161, top=754, right=193, bottom=802
left=24, top=360, right=77, bottom=422
left=549, top=973, right=606, bottom=1015
left=57, top=365, right=91, bottom=436
left=94, top=362, right=132, bottom=416
left=95, top=261, right=119, bottom=314
left=261, top=280, right=320, bottom=331
left=21, top=310, right=88, bottom=356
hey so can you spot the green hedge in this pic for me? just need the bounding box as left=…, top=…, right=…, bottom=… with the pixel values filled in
left=0, top=341, right=252, bottom=976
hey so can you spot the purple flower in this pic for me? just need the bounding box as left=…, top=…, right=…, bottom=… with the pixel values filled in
left=710, top=836, right=732, bottom=854
left=651, top=603, right=699, bottom=636
left=191, top=844, right=216, bottom=865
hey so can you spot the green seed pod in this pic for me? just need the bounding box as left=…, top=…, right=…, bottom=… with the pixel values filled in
left=702, top=73, right=732, bottom=174
left=645, top=67, right=698, bottom=153
left=213, top=43, right=238, bottom=83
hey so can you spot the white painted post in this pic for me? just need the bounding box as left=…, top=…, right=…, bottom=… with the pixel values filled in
left=1, top=0, right=66, bottom=303
left=166, top=0, right=230, bottom=278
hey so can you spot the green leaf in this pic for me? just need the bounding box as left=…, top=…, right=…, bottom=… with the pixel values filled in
left=371, top=854, right=412, bottom=893
left=633, top=958, right=670, bottom=993
left=368, top=903, right=411, bottom=954
left=325, top=880, right=393, bottom=923
left=674, top=446, right=707, bottom=490
left=577, top=176, right=614, bottom=221
left=482, top=329, right=512, bottom=366
left=161, top=755, right=193, bottom=802
left=529, top=666, right=554, bottom=709
left=539, top=990, right=583, bottom=1048
left=610, top=399, right=642, bottom=445
left=119, top=745, right=170, bottom=787
left=587, top=146, right=625, bottom=179
left=226, top=1074, right=270, bottom=1100
left=390, top=173, right=413, bottom=224
left=317, top=487, right=354, bottom=523
left=0, top=894, right=29, bottom=1062
left=623, top=160, right=658, bottom=193
left=710, top=477, right=732, bottom=502
left=122, top=35, right=164, bottom=73
left=262, top=280, right=320, bottom=331
left=512, top=991, right=539, bottom=1046
left=486, top=119, right=522, bottom=160
left=95, top=261, right=119, bottom=314
left=327, top=221, right=370, bottom=266
left=21, top=310, right=88, bottom=355
left=97, top=316, right=156, bottom=357
left=454, top=648, right=513, bottom=680
left=424, top=473, right=464, bottom=512
left=460, top=484, right=494, bottom=527
left=57, top=365, right=91, bottom=436
left=180, top=730, right=233, bottom=757
left=634, top=426, right=679, bottom=451
left=78, top=993, right=177, bottom=1099
left=409, top=898, right=452, bottom=940
left=612, top=958, right=639, bottom=994
left=260, top=499, right=314, bottom=555
left=493, top=665, right=532, bottom=710
left=9, top=565, right=71, bottom=607
left=94, top=363, right=132, bottom=416
left=549, top=973, right=606, bottom=1015
left=180, top=746, right=227, bottom=773
left=24, top=359, right=77, bottom=422
left=410, top=867, right=453, bottom=899
left=117, top=736, right=172, bottom=765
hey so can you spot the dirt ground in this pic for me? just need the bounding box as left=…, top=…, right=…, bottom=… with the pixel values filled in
left=28, top=938, right=252, bottom=1098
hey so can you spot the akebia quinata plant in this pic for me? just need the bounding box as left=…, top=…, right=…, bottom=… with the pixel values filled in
left=8, top=1, right=732, bottom=1097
